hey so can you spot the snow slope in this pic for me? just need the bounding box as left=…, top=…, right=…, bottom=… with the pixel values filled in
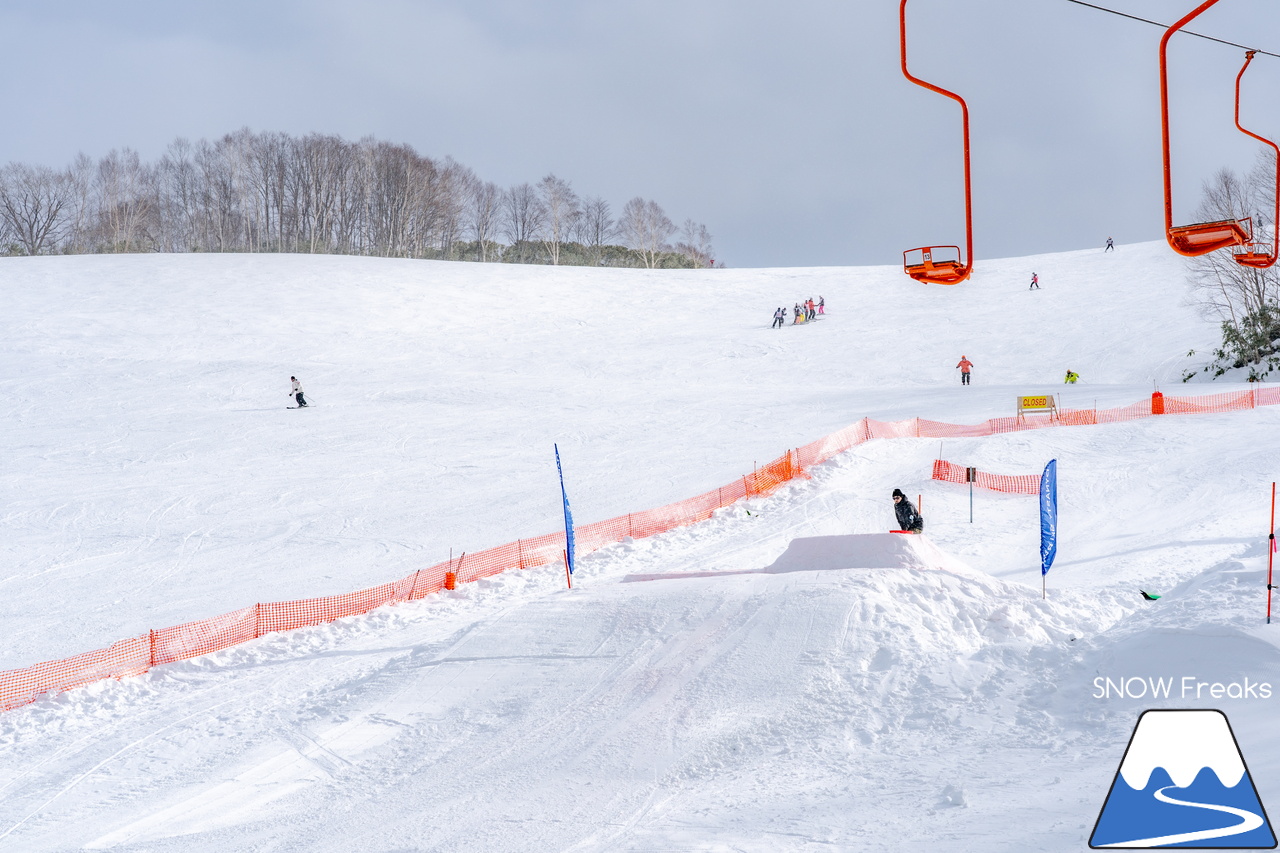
left=3, top=242, right=1280, bottom=851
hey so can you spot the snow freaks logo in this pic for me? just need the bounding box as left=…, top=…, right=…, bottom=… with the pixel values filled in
left=1090, top=710, right=1277, bottom=849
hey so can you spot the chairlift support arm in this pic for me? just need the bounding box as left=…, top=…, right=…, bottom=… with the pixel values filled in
left=899, top=0, right=973, bottom=278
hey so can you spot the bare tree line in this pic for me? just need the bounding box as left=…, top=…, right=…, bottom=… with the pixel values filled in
left=0, top=128, right=717, bottom=269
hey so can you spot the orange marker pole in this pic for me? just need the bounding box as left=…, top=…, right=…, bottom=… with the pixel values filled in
left=1268, top=482, right=1276, bottom=624
left=564, top=549, right=572, bottom=590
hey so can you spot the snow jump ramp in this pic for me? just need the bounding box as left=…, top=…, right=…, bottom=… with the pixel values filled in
left=764, top=533, right=971, bottom=574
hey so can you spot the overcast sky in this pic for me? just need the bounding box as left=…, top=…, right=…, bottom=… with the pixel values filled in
left=2, top=0, right=1279, bottom=267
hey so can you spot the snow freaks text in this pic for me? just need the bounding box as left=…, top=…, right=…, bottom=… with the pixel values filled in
left=1093, top=676, right=1273, bottom=701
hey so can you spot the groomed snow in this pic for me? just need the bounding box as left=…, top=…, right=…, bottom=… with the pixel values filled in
left=2, top=243, right=1280, bottom=851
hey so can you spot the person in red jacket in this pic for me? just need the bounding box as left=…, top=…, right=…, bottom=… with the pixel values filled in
left=956, top=356, right=973, bottom=386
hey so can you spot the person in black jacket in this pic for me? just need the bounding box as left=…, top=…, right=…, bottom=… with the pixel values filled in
left=892, top=488, right=923, bottom=533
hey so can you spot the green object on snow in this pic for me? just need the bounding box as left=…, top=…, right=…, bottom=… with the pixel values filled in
left=1140, top=590, right=1161, bottom=601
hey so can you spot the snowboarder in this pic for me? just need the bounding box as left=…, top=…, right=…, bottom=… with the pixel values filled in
left=1030, top=272, right=1040, bottom=290
left=290, top=376, right=308, bottom=408
left=1105, top=237, right=1114, bottom=252
left=1064, top=370, right=1079, bottom=384
left=794, top=302, right=803, bottom=324
left=956, top=355, right=974, bottom=386
left=772, top=307, right=786, bottom=329
left=892, top=489, right=924, bottom=534
left=817, top=296, right=825, bottom=314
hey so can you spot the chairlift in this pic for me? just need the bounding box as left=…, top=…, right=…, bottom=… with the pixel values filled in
left=1232, top=51, right=1279, bottom=269
left=899, top=0, right=972, bottom=285
left=1159, top=0, right=1253, bottom=257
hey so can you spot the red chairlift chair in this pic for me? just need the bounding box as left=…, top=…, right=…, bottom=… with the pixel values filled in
left=1159, top=0, right=1253, bottom=257
left=1232, top=51, right=1279, bottom=269
left=899, top=0, right=972, bottom=285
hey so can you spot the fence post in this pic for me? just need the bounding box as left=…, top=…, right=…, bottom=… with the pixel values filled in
left=149, top=629, right=157, bottom=667
left=254, top=603, right=261, bottom=638
left=517, top=539, right=525, bottom=570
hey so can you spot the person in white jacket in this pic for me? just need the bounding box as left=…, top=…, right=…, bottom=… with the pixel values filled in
left=290, top=376, right=308, bottom=407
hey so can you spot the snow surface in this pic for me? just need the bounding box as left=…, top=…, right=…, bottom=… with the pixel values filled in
left=3, top=242, right=1280, bottom=851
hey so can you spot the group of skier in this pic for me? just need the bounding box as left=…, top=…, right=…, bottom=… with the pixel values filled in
left=770, top=297, right=824, bottom=328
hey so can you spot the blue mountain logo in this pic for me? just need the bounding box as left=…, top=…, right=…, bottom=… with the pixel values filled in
left=1091, top=709, right=1276, bottom=848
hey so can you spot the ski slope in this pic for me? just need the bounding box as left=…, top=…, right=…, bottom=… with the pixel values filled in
left=3, top=243, right=1280, bottom=851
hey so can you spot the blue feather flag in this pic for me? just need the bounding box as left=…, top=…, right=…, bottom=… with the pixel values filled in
left=555, top=444, right=575, bottom=574
left=1040, top=459, right=1058, bottom=576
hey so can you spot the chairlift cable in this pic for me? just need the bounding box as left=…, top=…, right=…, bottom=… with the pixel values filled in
left=1063, top=0, right=1280, bottom=58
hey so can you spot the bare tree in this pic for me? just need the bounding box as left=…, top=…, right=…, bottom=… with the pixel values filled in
left=94, top=148, right=159, bottom=252
left=289, top=133, right=355, bottom=254
left=0, top=163, right=72, bottom=255
left=536, top=174, right=579, bottom=265
left=1187, top=153, right=1280, bottom=378
left=502, top=182, right=543, bottom=263
left=467, top=176, right=502, bottom=262
left=675, top=218, right=715, bottom=267
left=0, top=128, right=714, bottom=267
left=576, top=196, right=616, bottom=265
left=64, top=153, right=97, bottom=253
left=619, top=197, right=675, bottom=268
left=1188, top=161, right=1277, bottom=327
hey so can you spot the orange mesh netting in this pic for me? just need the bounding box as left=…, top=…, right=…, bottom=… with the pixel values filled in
left=931, top=459, right=1042, bottom=495
left=0, top=391, right=1270, bottom=712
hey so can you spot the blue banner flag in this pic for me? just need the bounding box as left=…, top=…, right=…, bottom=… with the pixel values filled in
left=1040, top=459, right=1058, bottom=576
left=554, top=444, right=575, bottom=574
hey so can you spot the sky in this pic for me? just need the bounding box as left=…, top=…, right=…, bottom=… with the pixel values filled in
left=3, top=0, right=1280, bottom=267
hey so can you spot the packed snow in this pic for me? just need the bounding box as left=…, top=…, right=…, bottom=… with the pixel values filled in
left=2, top=242, right=1280, bottom=851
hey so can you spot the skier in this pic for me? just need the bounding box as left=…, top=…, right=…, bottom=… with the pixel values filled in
left=1064, top=370, right=1079, bottom=384
left=806, top=298, right=815, bottom=319
left=290, top=376, right=308, bottom=408
left=892, top=489, right=924, bottom=534
left=1030, top=272, right=1040, bottom=290
left=772, top=306, right=786, bottom=329
left=1105, top=237, right=1114, bottom=252
left=817, top=296, right=825, bottom=315
left=956, top=355, right=974, bottom=386
left=794, top=302, right=803, bottom=324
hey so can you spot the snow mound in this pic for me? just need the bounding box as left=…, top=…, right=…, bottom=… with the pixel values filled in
left=764, top=533, right=975, bottom=575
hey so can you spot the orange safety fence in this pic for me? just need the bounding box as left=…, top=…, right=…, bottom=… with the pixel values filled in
left=1, top=390, right=1274, bottom=713
left=931, top=459, right=1042, bottom=495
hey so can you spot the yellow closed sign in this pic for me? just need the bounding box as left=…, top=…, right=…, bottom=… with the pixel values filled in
left=1019, top=396, right=1052, bottom=410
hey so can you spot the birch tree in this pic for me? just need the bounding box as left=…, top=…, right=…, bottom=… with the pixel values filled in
left=620, top=196, right=674, bottom=268
left=95, top=148, right=157, bottom=252
left=536, top=173, right=579, bottom=265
